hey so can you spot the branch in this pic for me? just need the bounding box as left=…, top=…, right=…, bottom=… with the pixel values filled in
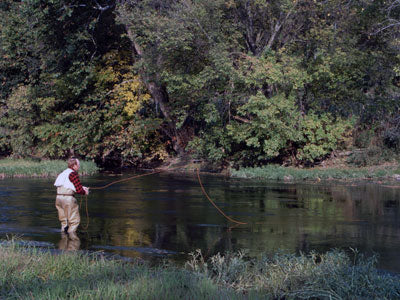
left=262, top=2, right=297, bottom=54
left=373, top=0, right=400, bottom=34
left=373, top=19, right=400, bottom=34
left=233, top=115, right=251, bottom=123
left=388, top=0, right=400, bottom=16
left=93, top=0, right=114, bottom=11
left=182, top=0, right=213, bottom=43
left=59, top=1, right=114, bottom=12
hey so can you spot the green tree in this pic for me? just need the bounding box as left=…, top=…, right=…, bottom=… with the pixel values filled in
left=0, top=0, right=162, bottom=163
left=1, top=0, right=398, bottom=167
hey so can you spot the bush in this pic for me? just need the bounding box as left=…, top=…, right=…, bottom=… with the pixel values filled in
left=226, top=93, right=352, bottom=166
left=186, top=249, right=400, bottom=299
left=347, top=147, right=398, bottom=167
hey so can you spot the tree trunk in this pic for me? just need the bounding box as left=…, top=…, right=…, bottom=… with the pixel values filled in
left=125, top=27, right=188, bottom=155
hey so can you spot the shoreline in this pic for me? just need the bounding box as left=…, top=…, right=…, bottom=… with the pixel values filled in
left=155, top=159, right=400, bottom=183
left=228, top=164, right=400, bottom=183
left=1, top=158, right=399, bottom=184
left=0, top=158, right=98, bottom=179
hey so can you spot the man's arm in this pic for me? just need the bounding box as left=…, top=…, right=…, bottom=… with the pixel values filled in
left=69, top=171, right=88, bottom=195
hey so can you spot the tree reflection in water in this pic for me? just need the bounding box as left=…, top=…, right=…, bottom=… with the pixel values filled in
left=0, top=174, right=400, bottom=271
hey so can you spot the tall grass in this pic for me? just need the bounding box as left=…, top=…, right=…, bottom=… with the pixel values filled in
left=231, top=164, right=400, bottom=181
left=1, top=239, right=399, bottom=299
left=0, top=239, right=236, bottom=299
left=0, top=158, right=98, bottom=178
left=186, top=249, right=400, bottom=299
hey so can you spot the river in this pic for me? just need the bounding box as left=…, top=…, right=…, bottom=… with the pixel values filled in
left=1, top=171, right=400, bottom=272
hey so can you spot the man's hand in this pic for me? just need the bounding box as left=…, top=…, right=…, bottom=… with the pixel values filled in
left=83, top=187, right=89, bottom=195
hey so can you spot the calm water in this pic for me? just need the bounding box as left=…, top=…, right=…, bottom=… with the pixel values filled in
left=1, top=172, right=400, bottom=272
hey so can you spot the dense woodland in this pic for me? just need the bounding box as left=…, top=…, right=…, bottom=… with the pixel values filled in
left=0, top=0, right=399, bottom=168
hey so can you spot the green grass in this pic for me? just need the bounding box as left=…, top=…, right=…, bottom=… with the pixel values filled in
left=231, top=164, right=400, bottom=181
left=187, top=249, right=400, bottom=299
left=0, top=158, right=98, bottom=178
left=1, top=239, right=399, bottom=299
left=0, top=240, right=236, bottom=300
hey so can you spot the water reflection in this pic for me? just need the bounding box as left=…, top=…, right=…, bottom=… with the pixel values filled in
left=0, top=174, right=400, bottom=272
left=59, top=232, right=80, bottom=251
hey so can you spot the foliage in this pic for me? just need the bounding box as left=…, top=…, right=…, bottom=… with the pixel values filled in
left=1, top=85, right=37, bottom=157
left=1, top=0, right=400, bottom=168
left=347, top=146, right=400, bottom=167
left=227, top=93, right=300, bottom=165
left=223, top=93, right=351, bottom=166
left=0, top=0, right=163, bottom=166
left=298, top=112, right=353, bottom=163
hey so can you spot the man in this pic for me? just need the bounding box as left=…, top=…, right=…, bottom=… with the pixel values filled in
left=54, top=157, right=89, bottom=233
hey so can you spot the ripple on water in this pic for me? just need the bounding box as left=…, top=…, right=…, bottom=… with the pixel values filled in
left=0, top=224, right=60, bottom=236
left=0, top=240, right=54, bottom=248
left=195, top=223, right=224, bottom=228
left=0, top=191, right=12, bottom=197
left=162, top=210, right=177, bottom=215
left=91, top=245, right=179, bottom=256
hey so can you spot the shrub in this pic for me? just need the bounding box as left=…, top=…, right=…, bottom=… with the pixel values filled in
left=186, top=249, right=400, bottom=299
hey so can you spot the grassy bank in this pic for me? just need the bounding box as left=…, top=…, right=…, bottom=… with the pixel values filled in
left=0, top=158, right=98, bottom=178
left=231, top=164, right=400, bottom=181
left=1, top=240, right=399, bottom=299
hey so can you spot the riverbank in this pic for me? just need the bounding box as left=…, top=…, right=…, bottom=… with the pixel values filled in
left=1, top=157, right=399, bottom=183
left=162, top=156, right=400, bottom=182
left=1, top=240, right=399, bottom=299
left=0, top=158, right=98, bottom=178
left=230, top=163, right=400, bottom=182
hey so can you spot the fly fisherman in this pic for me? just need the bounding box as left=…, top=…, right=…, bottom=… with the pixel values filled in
left=54, top=157, right=89, bottom=233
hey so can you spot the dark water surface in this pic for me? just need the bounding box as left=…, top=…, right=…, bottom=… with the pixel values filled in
left=1, top=172, right=400, bottom=272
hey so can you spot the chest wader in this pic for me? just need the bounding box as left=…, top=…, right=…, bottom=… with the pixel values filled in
left=55, top=186, right=80, bottom=233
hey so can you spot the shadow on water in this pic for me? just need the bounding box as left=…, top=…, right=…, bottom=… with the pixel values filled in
left=1, top=173, right=400, bottom=272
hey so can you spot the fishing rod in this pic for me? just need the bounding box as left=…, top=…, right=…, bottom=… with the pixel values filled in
left=80, top=168, right=247, bottom=231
